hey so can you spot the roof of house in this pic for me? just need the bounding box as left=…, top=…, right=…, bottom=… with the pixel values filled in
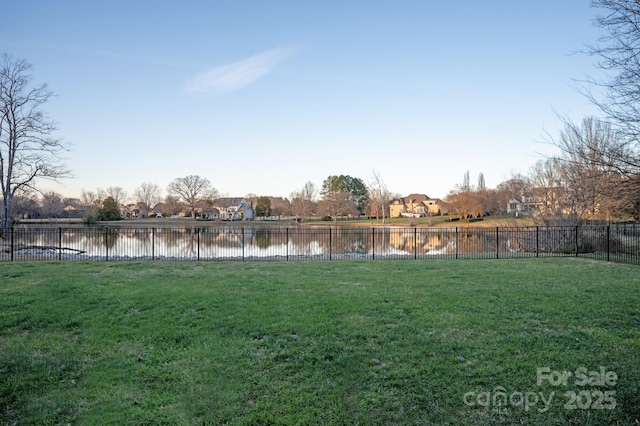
left=394, top=194, right=431, bottom=205
left=213, top=197, right=246, bottom=208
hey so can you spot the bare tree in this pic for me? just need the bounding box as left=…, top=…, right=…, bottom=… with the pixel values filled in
left=12, top=193, right=39, bottom=219
left=40, top=191, right=64, bottom=218
left=367, top=170, right=392, bottom=223
left=80, top=190, right=101, bottom=206
left=481, top=189, right=506, bottom=217
left=79, top=189, right=100, bottom=221
left=550, top=117, right=629, bottom=220
left=102, top=187, right=127, bottom=209
left=290, top=181, right=317, bottom=222
left=268, top=197, right=291, bottom=217
left=529, top=159, right=573, bottom=225
left=584, top=0, right=640, bottom=152
left=576, top=0, right=640, bottom=219
left=167, top=175, right=217, bottom=218
left=161, top=195, right=182, bottom=217
left=497, top=174, right=530, bottom=201
left=446, top=186, right=484, bottom=219
left=496, top=173, right=531, bottom=215
left=319, top=190, right=358, bottom=222
left=133, top=182, right=162, bottom=218
left=0, top=54, right=69, bottom=233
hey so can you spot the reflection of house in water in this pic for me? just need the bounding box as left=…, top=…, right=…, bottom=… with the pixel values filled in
left=389, top=194, right=449, bottom=218
left=200, top=227, right=246, bottom=248
left=388, top=229, right=452, bottom=254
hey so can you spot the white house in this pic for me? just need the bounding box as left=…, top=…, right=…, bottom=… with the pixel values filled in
left=212, top=198, right=254, bottom=221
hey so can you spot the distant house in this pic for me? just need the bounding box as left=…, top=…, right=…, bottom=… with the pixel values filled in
left=151, top=203, right=166, bottom=218
left=62, top=204, right=86, bottom=218
left=121, top=203, right=143, bottom=218
left=507, top=195, right=539, bottom=215
left=389, top=194, right=449, bottom=218
left=201, top=207, right=220, bottom=220
left=507, top=187, right=568, bottom=217
left=212, top=198, right=254, bottom=221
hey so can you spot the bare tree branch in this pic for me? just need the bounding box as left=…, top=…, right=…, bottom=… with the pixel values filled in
left=1, top=54, right=70, bottom=233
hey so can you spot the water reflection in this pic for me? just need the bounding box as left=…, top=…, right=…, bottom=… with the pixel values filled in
left=5, top=226, right=542, bottom=259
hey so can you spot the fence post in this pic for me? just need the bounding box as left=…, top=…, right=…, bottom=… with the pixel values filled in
left=105, top=227, right=109, bottom=261
left=575, top=225, right=579, bottom=257
left=59, top=227, right=62, bottom=261
left=286, top=228, right=289, bottom=261
left=607, top=225, right=610, bottom=262
left=414, top=227, right=417, bottom=260
left=496, top=227, right=499, bottom=259
left=10, top=226, right=14, bottom=262
left=197, top=228, right=200, bottom=261
left=536, top=226, right=539, bottom=258
left=152, top=228, right=155, bottom=260
left=455, top=227, right=459, bottom=260
left=241, top=227, right=245, bottom=261
left=329, top=228, right=332, bottom=261
left=372, top=227, right=375, bottom=260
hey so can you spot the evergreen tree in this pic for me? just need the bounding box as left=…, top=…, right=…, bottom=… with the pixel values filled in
left=98, top=196, right=121, bottom=221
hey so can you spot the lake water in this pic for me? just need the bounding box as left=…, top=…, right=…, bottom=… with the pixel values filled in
left=2, top=224, right=569, bottom=261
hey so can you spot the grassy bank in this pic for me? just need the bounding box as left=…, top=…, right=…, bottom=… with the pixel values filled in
left=1, top=259, right=639, bottom=425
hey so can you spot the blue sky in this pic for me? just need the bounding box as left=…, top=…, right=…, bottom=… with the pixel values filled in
left=2, top=1, right=604, bottom=200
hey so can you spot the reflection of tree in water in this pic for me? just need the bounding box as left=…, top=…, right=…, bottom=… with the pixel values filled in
left=255, top=229, right=271, bottom=249
left=200, top=227, right=243, bottom=249
left=104, top=228, right=120, bottom=251
left=312, top=228, right=369, bottom=255
left=112, top=227, right=151, bottom=256
left=59, top=227, right=122, bottom=255
left=64, top=227, right=120, bottom=254
left=5, top=225, right=626, bottom=259
left=286, top=228, right=326, bottom=255
left=154, top=227, right=198, bottom=257
left=197, top=227, right=250, bottom=257
left=11, top=227, right=58, bottom=248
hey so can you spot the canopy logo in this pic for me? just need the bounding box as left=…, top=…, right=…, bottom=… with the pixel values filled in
left=463, top=366, right=618, bottom=415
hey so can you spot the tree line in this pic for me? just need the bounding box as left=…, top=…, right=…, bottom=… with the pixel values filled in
left=5, top=158, right=639, bottom=226
left=5, top=173, right=393, bottom=223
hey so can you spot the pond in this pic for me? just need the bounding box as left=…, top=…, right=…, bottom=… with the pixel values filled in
left=3, top=225, right=487, bottom=260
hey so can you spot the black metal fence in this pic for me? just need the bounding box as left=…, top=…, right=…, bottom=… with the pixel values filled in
left=1, top=224, right=638, bottom=265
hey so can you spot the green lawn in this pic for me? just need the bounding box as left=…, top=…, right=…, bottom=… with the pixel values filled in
left=1, top=259, right=639, bottom=425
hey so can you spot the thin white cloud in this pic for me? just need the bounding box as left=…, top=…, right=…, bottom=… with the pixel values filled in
left=187, top=47, right=293, bottom=95
left=95, top=49, right=198, bottom=69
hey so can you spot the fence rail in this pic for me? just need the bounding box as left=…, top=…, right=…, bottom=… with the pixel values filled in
left=1, top=224, right=638, bottom=265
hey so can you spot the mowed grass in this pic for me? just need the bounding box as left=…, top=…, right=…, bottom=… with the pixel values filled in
left=0, top=259, right=639, bottom=425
